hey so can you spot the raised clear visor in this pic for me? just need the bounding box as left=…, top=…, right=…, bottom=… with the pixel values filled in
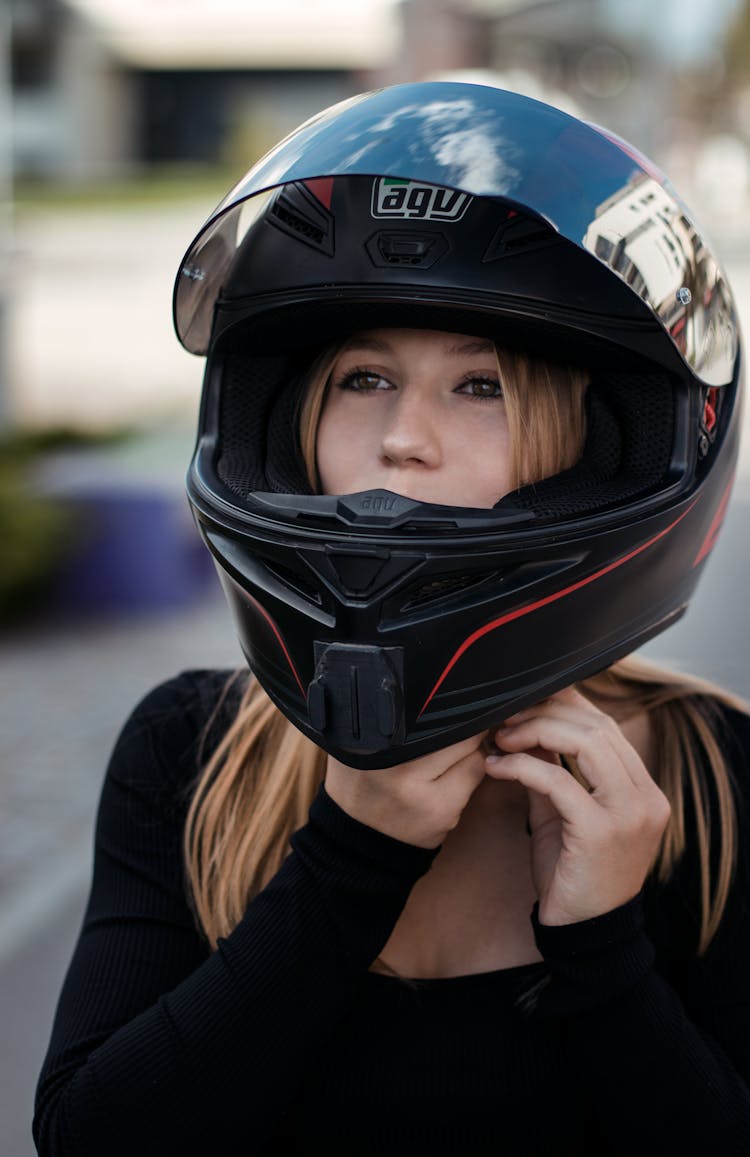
left=173, top=80, right=737, bottom=387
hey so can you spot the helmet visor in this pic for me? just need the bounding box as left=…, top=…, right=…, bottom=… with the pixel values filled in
left=173, top=80, right=737, bottom=387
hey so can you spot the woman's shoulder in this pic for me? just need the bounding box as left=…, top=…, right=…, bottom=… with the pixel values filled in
left=669, top=690, right=750, bottom=844
left=124, top=666, right=246, bottom=726
left=696, top=693, right=750, bottom=807
left=104, top=667, right=249, bottom=799
left=636, top=689, right=750, bottom=964
left=710, top=696, right=750, bottom=760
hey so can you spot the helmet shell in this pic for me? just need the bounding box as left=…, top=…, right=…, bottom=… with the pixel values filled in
left=175, top=81, right=743, bottom=768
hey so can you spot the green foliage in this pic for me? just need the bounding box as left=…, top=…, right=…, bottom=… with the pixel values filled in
left=0, top=424, right=135, bottom=626
left=14, top=165, right=237, bottom=213
left=0, top=424, right=134, bottom=463
left=0, top=465, right=76, bottom=624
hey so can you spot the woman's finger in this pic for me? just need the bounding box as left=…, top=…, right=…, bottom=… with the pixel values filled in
left=426, top=732, right=488, bottom=781
left=498, top=693, right=655, bottom=792
left=485, top=748, right=599, bottom=827
left=493, top=715, right=638, bottom=804
left=436, top=745, right=489, bottom=800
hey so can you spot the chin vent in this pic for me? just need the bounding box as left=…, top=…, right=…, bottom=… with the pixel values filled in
left=264, top=560, right=322, bottom=605
left=400, top=571, right=499, bottom=611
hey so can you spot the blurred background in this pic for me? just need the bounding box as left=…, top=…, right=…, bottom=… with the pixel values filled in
left=4, top=0, right=750, bottom=1152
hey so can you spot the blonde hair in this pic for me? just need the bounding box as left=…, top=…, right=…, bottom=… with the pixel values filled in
left=185, top=337, right=743, bottom=954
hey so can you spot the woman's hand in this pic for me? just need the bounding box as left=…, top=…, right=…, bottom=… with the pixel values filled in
left=324, top=734, right=487, bottom=849
left=485, top=686, right=671, bottom=926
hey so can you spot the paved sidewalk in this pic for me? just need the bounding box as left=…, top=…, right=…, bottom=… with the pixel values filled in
left=0, top=583, right=243, bottom=1157
left=0, top=586, right=241, bottom=961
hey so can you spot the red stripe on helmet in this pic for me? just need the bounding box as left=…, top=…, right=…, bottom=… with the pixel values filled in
left=418, top=501, right=698, bottom=717
left=693, top=476, right=733, bottom=567
left=236, top=586, right=307, bottom=700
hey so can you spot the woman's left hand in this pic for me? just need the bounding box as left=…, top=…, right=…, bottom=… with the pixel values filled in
left=485, top=686, right=671, bottom=926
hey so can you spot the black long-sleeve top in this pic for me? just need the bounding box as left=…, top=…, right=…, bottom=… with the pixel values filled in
left=33, top=669, right=750, bottom=1156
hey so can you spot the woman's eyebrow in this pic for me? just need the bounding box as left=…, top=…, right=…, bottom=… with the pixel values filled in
left=339, top=337, right=391, bottom=355
left=339, top=337, right=495, bottom=356
left=445, top=339, right=495, bottom=356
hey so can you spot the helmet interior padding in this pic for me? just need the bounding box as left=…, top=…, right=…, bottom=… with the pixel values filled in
left=213, top=348, right=677, bottom=523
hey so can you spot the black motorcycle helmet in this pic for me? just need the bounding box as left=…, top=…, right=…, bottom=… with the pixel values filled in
left=173, top=81, right=742, bottom=769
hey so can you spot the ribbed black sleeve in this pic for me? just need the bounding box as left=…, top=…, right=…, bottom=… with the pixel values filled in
left=32, top=671, right=438, bottom=1157
left=33, top=673, right=750, bottom=1157
left=525, top=702, right=750, bottom=1157
left=530, top=896, right=750, bottom=1155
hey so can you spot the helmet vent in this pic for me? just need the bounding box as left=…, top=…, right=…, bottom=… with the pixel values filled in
left=273, top=204, right=325, bottom=244
left=400, top=571, right=499, bottom=610
left=366, top=231, right=448, bottom=269
left=483, top=215, right=559, bottom=262
left=267, top=182, right=335, bottom=256
left=264, top=559, right=322, bottom=606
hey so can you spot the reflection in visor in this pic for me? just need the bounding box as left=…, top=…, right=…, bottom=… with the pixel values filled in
left=582, top=173, right=736, bottom=386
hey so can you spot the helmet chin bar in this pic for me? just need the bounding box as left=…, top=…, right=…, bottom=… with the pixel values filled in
left=307, top=642, right=406, bottom=757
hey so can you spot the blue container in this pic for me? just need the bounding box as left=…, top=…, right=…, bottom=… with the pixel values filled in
left=53, top=488, right=216, bottom=614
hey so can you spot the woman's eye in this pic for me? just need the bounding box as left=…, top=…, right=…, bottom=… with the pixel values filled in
left=338, top=370, right=391, bottom=392
left=458, top=378, right=503, bottom=399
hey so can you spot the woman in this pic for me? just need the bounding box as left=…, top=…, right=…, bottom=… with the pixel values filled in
left=34, top=82, right=750, bottom=1156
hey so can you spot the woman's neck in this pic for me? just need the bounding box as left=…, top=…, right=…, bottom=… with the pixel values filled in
left=372, top=777, right=540, bottom=978
left=370, top=707, right=655, bottom=980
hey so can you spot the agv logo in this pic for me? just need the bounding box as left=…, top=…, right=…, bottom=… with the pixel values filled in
left=371, top=178, right=471, bottom=221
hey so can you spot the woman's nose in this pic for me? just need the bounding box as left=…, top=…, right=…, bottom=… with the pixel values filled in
left=379, top=395, right=442, bottom=469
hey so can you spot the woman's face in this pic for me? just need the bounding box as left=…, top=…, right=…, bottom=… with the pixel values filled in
left=316, top=328, right=513, bottom=508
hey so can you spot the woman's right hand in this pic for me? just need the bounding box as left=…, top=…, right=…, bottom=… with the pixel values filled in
left=324, top=734, right=488, bottom=849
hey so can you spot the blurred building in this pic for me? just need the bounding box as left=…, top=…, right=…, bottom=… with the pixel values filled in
left=9, top=0, right=746, bottom=185
left=393, top=0, right=744, bottom=160
left=9, top=0, right=400, bottom=182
